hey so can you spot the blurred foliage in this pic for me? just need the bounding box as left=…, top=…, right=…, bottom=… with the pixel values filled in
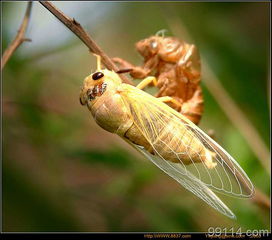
left=2, top=1, right=270, bottom=232
left=67, top=147, right=133, bottom=169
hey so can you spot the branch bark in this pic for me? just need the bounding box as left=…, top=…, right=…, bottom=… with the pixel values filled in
left=39, top=1, right=132, bottom=85
left=1, top=2, right=33, bottom=70
left=252, top=188, right=271, bottom=211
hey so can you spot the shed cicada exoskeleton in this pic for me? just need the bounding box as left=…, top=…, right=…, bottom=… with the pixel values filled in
left=112, top=34, right=203, bottom=125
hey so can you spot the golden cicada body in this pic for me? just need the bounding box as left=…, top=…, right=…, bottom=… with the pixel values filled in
left=79, top=56, right=254, bottom=219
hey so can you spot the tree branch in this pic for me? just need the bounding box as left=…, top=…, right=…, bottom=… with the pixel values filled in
left=39, top=1, right=132, bottom=85
left=252, top=188, right=271, bottom=211
left=1, top=2, right=33, bottom=70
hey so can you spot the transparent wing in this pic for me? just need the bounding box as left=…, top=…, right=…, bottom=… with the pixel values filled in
left=125, top=140, right=236, bottom=218
left=121, top=84, right=254, bottom=200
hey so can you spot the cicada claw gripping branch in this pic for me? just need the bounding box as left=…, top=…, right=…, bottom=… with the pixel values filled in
left=80, top=55, right=254, bottom=219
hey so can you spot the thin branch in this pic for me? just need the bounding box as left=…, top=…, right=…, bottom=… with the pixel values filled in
left=26, top=40, right=78, bottom=62
left=39, top=1, right=132, bottom=85
left=1, top=2, right=33, bottom=70
left=251, top=188, right=271, bottom=211
left=165, top=14, right=270, bottom=174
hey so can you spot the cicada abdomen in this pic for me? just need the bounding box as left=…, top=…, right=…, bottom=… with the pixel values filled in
left=125, top=100, right=216, bottom=170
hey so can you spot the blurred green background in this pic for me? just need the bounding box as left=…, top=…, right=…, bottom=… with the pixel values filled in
left=2, top=1, right=270, bottom=232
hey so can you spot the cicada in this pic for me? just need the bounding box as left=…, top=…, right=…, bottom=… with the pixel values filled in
left=79, top=55, right=254, bottom=219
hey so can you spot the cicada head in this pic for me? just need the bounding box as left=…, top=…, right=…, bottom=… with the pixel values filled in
left=136, top=36, right=164, bottom=59
left=136, top=35, right=183, bottom=62
left=79, top=55, right=122, bottom=106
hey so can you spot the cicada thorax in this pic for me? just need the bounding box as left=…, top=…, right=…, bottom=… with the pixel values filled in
left=89, top=90, right=134, bottom=135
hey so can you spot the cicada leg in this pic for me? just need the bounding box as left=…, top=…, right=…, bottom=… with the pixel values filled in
left=136, top=76, right=157, bottom=90
left=112, top=57, right=150, bottom=79
left=157, top=96, right=182, bottom=110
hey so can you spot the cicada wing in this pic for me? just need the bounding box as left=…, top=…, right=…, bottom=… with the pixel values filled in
left=186, top=125, right=255, bottom=198
left=126, top=141, right=236, bottom=219
left=121, top=84, right=254, bottom=199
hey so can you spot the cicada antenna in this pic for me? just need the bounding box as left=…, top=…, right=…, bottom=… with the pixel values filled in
left=155, top=29, right=168, bottom=38
left=94, top=54, right=101, bottom=71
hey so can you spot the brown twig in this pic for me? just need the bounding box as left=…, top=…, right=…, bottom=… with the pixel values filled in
left=1, top=2, right=33, bottom=70
left=251, top=188, right=271, bottom=210
left=39, top=1, right=132, bottom=85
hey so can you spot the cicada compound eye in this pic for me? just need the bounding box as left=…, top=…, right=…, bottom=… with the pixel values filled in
left=92, top=72, right=104, bottom=80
